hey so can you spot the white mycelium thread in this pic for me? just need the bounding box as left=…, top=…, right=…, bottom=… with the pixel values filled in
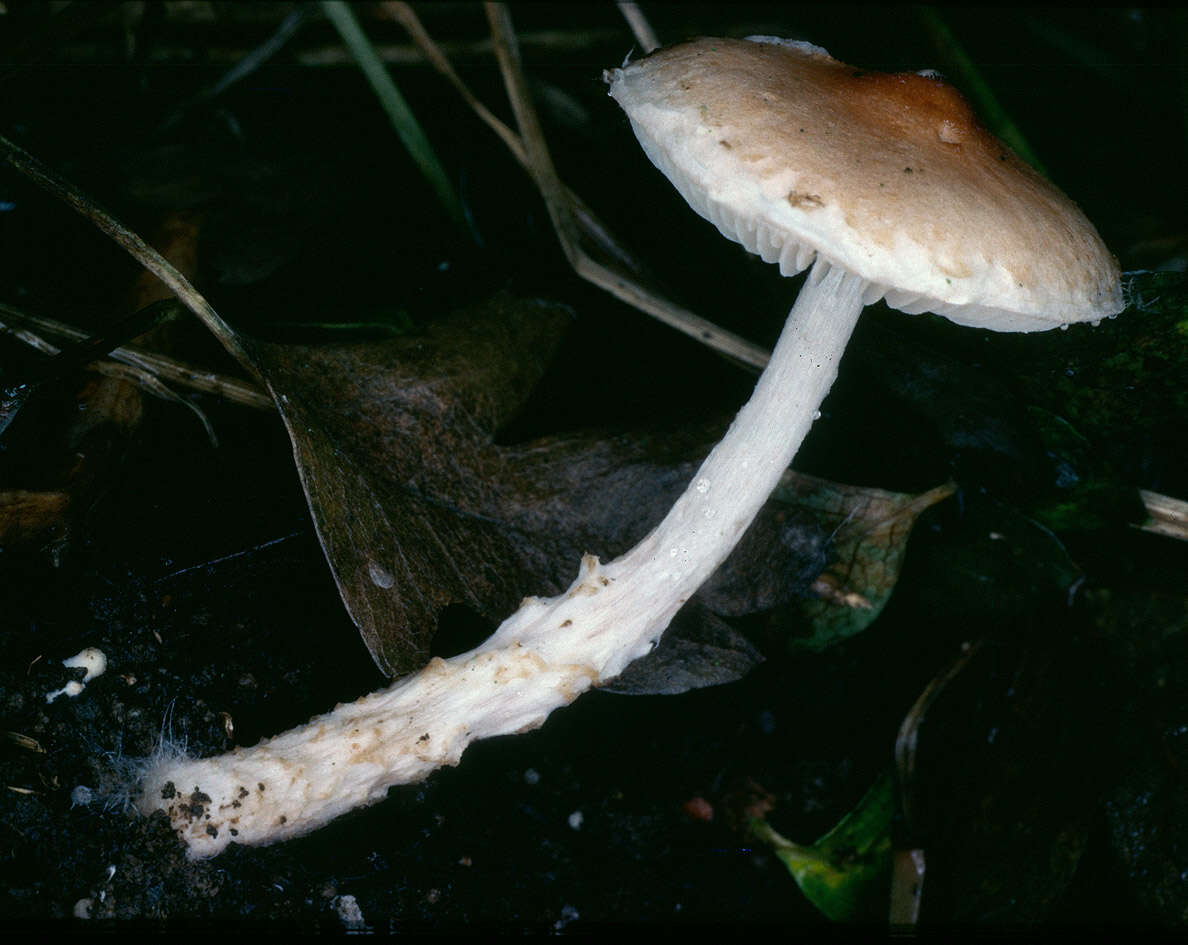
left=46, top=647, right=107, bottom=704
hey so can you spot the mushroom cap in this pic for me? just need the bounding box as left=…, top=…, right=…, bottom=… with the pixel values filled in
left=607, top=36, right=1123, bottom=331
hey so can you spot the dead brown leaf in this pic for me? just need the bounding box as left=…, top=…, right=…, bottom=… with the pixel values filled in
left=245, top=290, right=571, bottom=675
left=245, top=290, right=823, bottom=681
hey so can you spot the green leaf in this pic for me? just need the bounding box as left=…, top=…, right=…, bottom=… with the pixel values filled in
left=751, top=769, right=895, bottom=922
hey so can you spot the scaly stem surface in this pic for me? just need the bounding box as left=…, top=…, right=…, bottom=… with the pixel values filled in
left=140, top=260, right=869, bottom=857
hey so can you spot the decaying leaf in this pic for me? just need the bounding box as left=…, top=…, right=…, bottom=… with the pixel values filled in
left=0, top=490, right=70, bottom=547
left=600, top=602, right=763, bottom=696
left=244, top=291, right=572, bottom=675
left=245, top=290, right=784, bottom=680
left=240, top=289, right=933, bottom=684
left=769, top=476, right=956, bottom=652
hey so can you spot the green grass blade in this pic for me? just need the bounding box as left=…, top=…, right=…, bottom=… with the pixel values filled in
left=321, top=1, right=470, bottom=236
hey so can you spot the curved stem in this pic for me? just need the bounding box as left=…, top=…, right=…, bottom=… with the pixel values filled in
left=585, top=262, right=869, bottom=673
left=140, top=261, right=870, bottom=857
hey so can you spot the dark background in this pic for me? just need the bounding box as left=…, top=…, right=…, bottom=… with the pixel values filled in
left=1, top=3, right=1185, bottom=931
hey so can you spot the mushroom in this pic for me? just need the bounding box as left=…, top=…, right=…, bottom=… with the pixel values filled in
left=139, top=36, right=1122, bottom=857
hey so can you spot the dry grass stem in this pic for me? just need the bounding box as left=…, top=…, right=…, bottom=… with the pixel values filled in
left=0, top=314, right=221, bottom=444
left=296, top=29, right=625, bottom=68
left=895, top=638, right=984, bottom=834
left=0, top=135, right=256, bottom=379
left=479, top=3, right=767, bottom=370
left=616, top=2, right=660, bottom=54
left=0, top=303, right=272, bottom=411
left=380, top=2, right=641, bottom=277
